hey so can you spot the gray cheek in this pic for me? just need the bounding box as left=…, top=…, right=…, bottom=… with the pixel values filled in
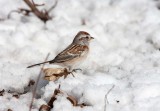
left=84, top=41, right=89, bottom=46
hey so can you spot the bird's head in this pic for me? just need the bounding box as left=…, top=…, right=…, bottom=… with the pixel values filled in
left=73, top=31, right=94, bottom=45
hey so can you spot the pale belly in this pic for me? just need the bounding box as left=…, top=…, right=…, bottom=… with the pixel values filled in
left=58, top=50, right=89, bottom=69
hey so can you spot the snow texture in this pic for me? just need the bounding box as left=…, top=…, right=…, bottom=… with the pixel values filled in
left=0, top=0, right=160, bottom=111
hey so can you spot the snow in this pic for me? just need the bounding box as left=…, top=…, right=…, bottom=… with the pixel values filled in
left=0, top=0, right=160, bottom=111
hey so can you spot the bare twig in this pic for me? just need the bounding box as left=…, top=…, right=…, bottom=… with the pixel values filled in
left=39, top=85, right=61, bottom=111
left=31, top=0, right=35, bottom=5
left=8, top=0, right=57, bottom=23
left=23, top=0, right=51, bottom=22
left=104, top=85, right=115, bottom=111
left=47, top=85, right=61, bottom=108
left=7, top=8, right=32, bottom=19
left=39, top=84, right=89, bottom=110
left=23, top=0, right=58, bottom=22
left=29, top=53, right=50, bottom=111
left=31, top=0, right=45, bottom=6
left=19, top=8, right=32, bottom=16
left=35, top=3, right=45, bottom=6
left=47, top=0, right=58, bottom=13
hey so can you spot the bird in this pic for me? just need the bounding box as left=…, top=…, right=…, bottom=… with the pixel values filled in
left=27, top=31, right=94, bottom=71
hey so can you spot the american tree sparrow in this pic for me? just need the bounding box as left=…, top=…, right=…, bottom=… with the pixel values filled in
left=27, top=31, right=94, bottom=71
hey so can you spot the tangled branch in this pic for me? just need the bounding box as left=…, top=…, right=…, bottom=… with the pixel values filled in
left=8, top=0, right=58, bottom=23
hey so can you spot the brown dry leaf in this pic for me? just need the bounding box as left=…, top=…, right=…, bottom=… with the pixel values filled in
left=39, top=104, right=51, bottom=111
left=66, top=95, right=88, bottom=108
left=43, top=68, right=71, bottom=81
left=44, top=75, right=58, bottom=81
left=43, top=68, right=66, bottom=76
left=47, top=85, right=63, bottom=108
left=43, top=84, right=88, bottom=109
left=67, top=95, right=77, bottom=106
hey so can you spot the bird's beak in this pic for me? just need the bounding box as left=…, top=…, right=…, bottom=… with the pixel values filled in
left=90, top=37, right=94, bottom=40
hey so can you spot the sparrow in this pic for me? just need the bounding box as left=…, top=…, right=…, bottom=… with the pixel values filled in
left=27, top=31, right=94, bottom=71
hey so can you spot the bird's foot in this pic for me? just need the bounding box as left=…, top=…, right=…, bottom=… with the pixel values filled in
left=64, top=68, right=82, bottom=79
left=70, top=68, right=82, bottom=77
left=72, top=68, right=82, bottom=72
left=63, top=68, right=75, bottom=78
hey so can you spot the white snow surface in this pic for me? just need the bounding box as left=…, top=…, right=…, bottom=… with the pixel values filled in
left=0, top=0, right=160, bottom=111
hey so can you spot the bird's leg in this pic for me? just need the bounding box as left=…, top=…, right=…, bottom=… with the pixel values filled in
left=69, top=68, right=82, bottom=77
left=64, top=67, right=75, bottom=78
left=63, top=68, right=82, bottom=78
left=65, top=67, right=82, bottom=78
left=69, top=67, right=76, bottom=77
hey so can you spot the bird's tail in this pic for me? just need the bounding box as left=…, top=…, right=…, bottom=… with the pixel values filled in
left=27, top=60, right=51, bottom=68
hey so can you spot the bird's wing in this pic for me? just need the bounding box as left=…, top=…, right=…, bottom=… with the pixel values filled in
left=53, top=44, right=88, bottom=63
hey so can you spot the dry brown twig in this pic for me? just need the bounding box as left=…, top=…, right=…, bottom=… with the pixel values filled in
left=39, top=85, right=88, bottom=111
left=67, top=94, right=88, bottom=108
left=39, top=85, right=62, bottom=111
left=47, top=85, right=62, bottom=108
left=29, top=53, right=50, bottom=111
left=8, top=0, right=58, bottom=23
left=31, top=0, right=45, bottom=6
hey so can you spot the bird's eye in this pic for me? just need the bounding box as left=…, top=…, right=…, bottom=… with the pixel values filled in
left=86, top=36, right=89, bottom=39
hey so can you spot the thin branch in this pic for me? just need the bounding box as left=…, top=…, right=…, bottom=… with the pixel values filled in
left=19, top=8, right=32, bottom=15
left=47, top=0, right=58, bottom=13
left=24, top=0, right=38, bottom=12
left=47, top=85, right=61, bottom=108
left=8, top=0, right=57, bottom=22
left=34, top=3, right=45, bottom=7
left=29, top=53, right=50, bottom=111
left=31, top=0, right=34, bottom=4
left=23, top=0, right=51, bottom=22
left=31, top=0, right=45, bottom=6
left=104, top=85, right=115, bottom=111
left=7, top=8, right=32, bottom=19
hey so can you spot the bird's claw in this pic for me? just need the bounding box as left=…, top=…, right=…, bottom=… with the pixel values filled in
left=72, top=68, right=82, bottom=72
left=63, top=68, right=82, bottom=79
